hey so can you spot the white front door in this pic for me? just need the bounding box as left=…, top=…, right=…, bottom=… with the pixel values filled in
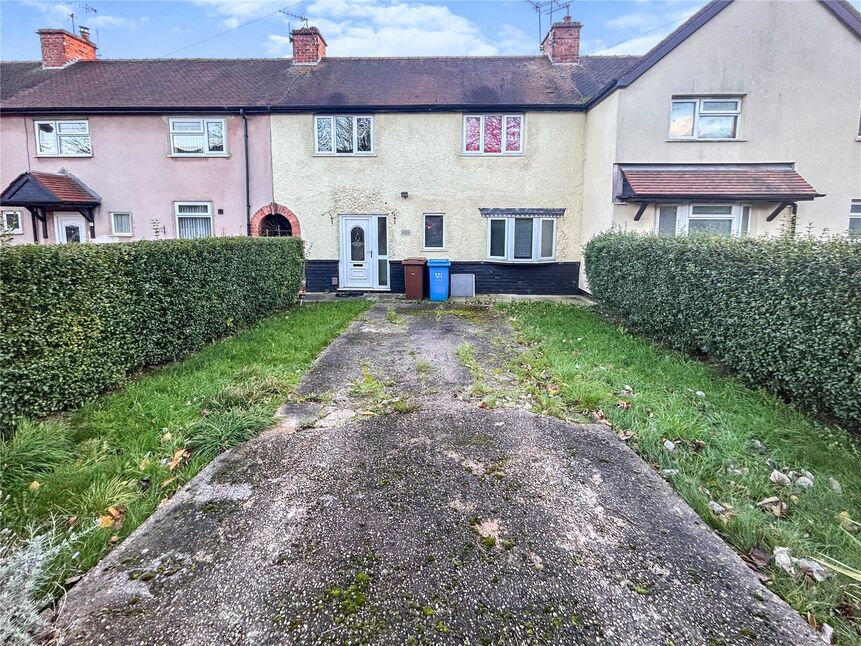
left=55, top=212, right=87, bottom=244
left=340, top=216, right=374, bottom=289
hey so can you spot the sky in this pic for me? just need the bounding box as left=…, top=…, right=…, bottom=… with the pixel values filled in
left=0, top=0, right=849, bottom=61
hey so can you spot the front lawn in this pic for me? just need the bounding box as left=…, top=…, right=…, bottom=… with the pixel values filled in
left=509, top=303, right=861, bottom=643
left=0, top=301, right=369, bottom=602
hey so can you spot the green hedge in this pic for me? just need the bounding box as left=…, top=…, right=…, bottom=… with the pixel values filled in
left=0, top=237, right=304, bottom=429
left=584, top=233, right=861, bottom=430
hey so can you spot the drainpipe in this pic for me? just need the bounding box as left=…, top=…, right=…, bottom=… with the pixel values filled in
left=240, top=109, right=251, bottom=236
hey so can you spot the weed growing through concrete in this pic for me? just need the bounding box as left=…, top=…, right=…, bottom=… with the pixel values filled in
left=386, top=308, right=405, bottom=325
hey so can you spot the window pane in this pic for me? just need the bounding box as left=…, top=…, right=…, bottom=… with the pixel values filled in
left=37, top=123, right=57, bottom=154
left=691, top=205, right=733, bottom=215
left=4, top=211, right=20, bottom=231
left=688, top=218, right=733, bottom=236
left=540, top=219, right=554, bottom=257
left=112, top=213, right=132, bottom=235
left=658, top=206, right=678, bottom=237
left=424, top=215, right=444, bottom=248
left=465, top=116, right=481, bottom=152
left=741, top=206, right=750, bottom=234
left=177, top=203, right=211, bottom=215
left=513, top=218, right=533, bottom=259
left=64, top=224, right=82, bottom=243
left=59, top=135, right=92, bottom=155
left=57, top=121, right=88, bottom=134
left=377, top=217, right=387, bottom=256
left=669, top=102, right=695, bottom=137
left=849, top=217, right=861, bottom=235
left=505, top=116, right=522, bottom=152
left=316, top=117, right=333, bottom=153
left=206, top=121, right=224, bottom=152
left=350, top=226, right=365, bottom=261
left=171, top=120, right=203, bottom=133
left=697, top=115, right=736, bottom=138
left=484, top=115, right=502, bottom=153
left=701, top=100, right=738, bottom=112
left=489, top=220, right=505, bottom=257
left=178, top=216, right=212, bottom=239
left=377, top=259, right=389, bottom=286
left=173, top=134, right=205, bottom=154
left=850, top=202, right=861, bottom=215
left=356, top=117, right=372, bottom=152
left=336, top=116, right=353, bottom=154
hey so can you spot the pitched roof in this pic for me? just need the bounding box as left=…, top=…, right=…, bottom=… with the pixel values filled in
left=0, top=61, right=61, bottom=101
left=0, top=55, right=640, bottom=112
left=618, top=164, right=823, bottom=201
left=1, top=171, right=101, bottom=206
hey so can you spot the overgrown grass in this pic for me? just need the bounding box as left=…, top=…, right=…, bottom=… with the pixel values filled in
left=0, top=300, right=369, bottom=600
left=509, top=302, right=861, bottom=643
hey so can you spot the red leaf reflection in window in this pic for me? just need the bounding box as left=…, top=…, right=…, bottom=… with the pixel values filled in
left=484, top=115, right=502, bottom=153
left=465, top=116, right=481, bottom=152
left=505, top=116, right=521, bottom=152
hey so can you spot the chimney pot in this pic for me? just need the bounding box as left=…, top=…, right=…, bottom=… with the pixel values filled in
left=38, top=28, right=97, bottom=68
left=291, top=26, right=326, bottom=65
left=79, top=26, right=90, bottom=41
left=542, top=16, right=582, bottom=65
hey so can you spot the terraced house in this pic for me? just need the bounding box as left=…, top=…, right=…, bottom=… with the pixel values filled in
left=1, top=0, right=859, bottom=294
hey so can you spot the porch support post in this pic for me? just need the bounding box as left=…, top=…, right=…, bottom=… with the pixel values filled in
left=27, top=208, right=39, bottom=243
left=633, top=202, right=649, bottom=221
left=79, top=207, right=96, bottom=238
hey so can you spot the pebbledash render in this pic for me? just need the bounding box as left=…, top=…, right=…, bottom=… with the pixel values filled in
left=1, top=1, right=859, bottom=295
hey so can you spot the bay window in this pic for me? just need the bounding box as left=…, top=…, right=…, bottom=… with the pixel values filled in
left=315, top=115, right=374, bottom=155
left=35, top=120, right=92, bottom=156
left=463, top=114, right=523, bottom=154
left=656, top=204, right=751, bottom=237
left=487, top=217, right=555, bottom=261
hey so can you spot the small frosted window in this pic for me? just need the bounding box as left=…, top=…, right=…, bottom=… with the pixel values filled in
left=465, top=116, right=481, bottom=152
left=484, top=115, right=502, bottom=153
left=505, top=116, right=522, bottom=152
left=658, top=206, right=678, bottom=237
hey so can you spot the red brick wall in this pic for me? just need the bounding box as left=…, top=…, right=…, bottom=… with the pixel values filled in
left=291, top=28, right=326, bottom=64
left=250, top=203, right=302, bottom=238
left=39, top=30, right=97, bottom=68
left=544, top=17, right=581, bottom=65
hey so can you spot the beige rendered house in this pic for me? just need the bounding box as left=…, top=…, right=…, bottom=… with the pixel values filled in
left=2, top=0, right=859, bottom=295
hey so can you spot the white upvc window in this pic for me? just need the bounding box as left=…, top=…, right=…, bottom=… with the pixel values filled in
left=315, top=115, right=374, bottom=155
left=169, top=118, right=227, bottom=156
left=669, top=97, right=742, bottom=140
left=34, top=119, right=92, bottom=156
left=175, top=202, right=213, bottom=239
left=423, top=213, right=445, bottom=250
left=111, top=212, right=133, bottom=236
left=487, top=217, right=556, bottom=262
left=2, top=210, right=23, bottom=235
left=656, top=204, right=751, bottom=237
left=850, top=199, right=861, bottom=237
left=463, top=114, right=524, bottom=155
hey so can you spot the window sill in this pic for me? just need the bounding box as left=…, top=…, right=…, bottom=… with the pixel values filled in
left=35, top=154, right=93, bottom=158
left=485, top=259, right=557, bottom=265
left=666, top=138, right=747, bottom=143
left=461, top=152, right=525, bottom=157
left=313, top=153, right=377, bottom=157
left=168, top=153, right=230, bottom=158
left=112, top=233, right=134, bottom=237
left=422, top=247, right=447, bottom=252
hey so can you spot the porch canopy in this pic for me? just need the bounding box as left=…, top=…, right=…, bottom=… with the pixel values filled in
left=1, top=171, right=101, bottom=241
left=616, top=163, right=824, bottom=221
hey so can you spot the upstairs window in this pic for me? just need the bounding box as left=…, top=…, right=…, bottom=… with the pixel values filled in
left=35, top=120, right=91, bottom=156
left=315, top=116, right=374, bottom=155
left=2, top=210, right=23, bottom=235
left=850, top=200, right=861, bottom=237
left=487, top=217, right=555, bottom=261
left=669, top=98, right=741, bottom=140
left=175, top=202, right=213, bottom=239
left=169, top=118, right=226, bottom=156
left=464, top=114, right=523, bottom=155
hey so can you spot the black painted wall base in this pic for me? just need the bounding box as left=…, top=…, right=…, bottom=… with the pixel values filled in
left=305, top=259, right=581, bottom=295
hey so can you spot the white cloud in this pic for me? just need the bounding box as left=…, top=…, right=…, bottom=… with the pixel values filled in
left=591, top=31, right=668, bottom=55
left=21, top=0, right=142, bottom=30
left=261, top=0, right=534, bottom=57
left=591, top=0, right=705, bottom=55
left=604, top=12, right=661, bottom=31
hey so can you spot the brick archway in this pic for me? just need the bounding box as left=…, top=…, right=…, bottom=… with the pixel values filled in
left=250, top=203, right=301, bottom=238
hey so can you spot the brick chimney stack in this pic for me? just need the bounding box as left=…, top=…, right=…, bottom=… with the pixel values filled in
left=38, top=28, right=97, bottom=68
left=291, top=26, right=326, bottom=65
left=542, top=15, right=582, bottom=65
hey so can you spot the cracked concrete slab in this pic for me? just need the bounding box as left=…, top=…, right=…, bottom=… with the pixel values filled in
left=53, top=302, right=819, bottom=645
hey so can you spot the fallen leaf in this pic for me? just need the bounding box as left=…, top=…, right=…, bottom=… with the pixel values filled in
left=617, top=400, right=631, bottom=410
left=107, top=506, right=124, bottom=520
left=689, top=439, right=706, bottom=452
left=28, top=480, right=40, bottom=492
left=160, top=477, right=177, bottom=489
left=110, top=535, right=120, bottom=544
left=749, top=547, right=770, bottom=569
left=168, top=448, right=190, bottom=472
left=98, top=515, right=115, bottom=529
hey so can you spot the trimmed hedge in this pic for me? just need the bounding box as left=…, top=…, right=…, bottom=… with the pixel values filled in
left=584, top=233, right=861, bottom=430
left=0, top=237, right=304, bottom=429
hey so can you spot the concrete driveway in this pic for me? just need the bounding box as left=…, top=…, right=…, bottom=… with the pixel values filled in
left=54, top=302, right=819, bottom=645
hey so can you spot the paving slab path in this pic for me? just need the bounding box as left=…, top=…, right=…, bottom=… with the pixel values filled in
left=54, top=302, right=819, bottom=646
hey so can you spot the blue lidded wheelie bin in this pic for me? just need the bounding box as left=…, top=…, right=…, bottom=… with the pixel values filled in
left=427, top=259, right=451, bottom=302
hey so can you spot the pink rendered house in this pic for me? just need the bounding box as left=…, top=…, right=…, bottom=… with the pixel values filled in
left=0, top=29, right=298, bottom=245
